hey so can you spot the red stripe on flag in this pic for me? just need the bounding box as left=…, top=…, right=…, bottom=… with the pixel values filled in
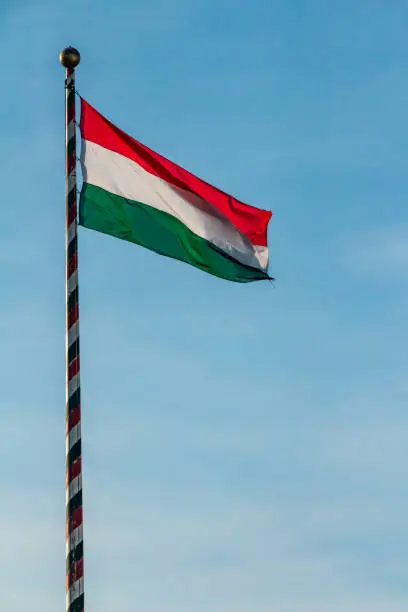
left=80, top=98, right=271, bottom=247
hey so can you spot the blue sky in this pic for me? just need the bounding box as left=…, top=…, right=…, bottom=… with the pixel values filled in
left=2, top=0, right=408, bottom=610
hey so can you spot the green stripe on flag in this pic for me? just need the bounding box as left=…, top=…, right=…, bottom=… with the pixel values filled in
left=79, top=183, right=270, bottom=283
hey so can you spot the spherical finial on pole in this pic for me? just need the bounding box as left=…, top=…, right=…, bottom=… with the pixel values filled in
left=59, top=46, right=81, bottom=69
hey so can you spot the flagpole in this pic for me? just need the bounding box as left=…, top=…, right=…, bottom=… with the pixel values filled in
left=60, top=46, right=84, bottom=612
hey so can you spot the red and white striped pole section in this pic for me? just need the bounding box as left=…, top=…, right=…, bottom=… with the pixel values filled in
left=60, top=46, right=84, bottom=612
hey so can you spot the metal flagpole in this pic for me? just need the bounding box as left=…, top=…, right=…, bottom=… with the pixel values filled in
left=60, top=46, right=84, bottom=612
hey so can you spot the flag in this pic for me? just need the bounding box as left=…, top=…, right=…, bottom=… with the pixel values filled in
left=79, top=99, right=272, bottom=283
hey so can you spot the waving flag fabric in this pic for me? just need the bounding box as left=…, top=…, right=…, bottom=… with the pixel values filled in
left=79, top=99, right=272, bottom=282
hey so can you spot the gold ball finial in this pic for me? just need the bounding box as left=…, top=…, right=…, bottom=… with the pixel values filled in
left=59, top=46, right=81, bottom=69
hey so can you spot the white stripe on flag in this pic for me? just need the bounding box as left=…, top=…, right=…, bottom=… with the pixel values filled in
left=82, top=140, right=267, bottom=271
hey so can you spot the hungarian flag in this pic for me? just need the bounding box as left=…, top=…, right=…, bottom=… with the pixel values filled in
left=79, top=99, right=272, bottom=283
